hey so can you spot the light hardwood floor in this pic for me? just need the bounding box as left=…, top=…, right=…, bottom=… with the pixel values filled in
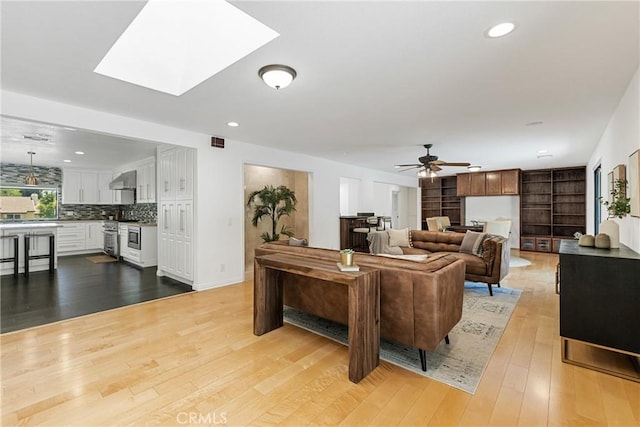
left=2, top=250, right=639, bottom=426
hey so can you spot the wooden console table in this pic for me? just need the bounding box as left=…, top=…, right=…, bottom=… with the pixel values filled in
left=559, top=240, right=640, bottom=382
left=253, top=253, right=380, bottom=383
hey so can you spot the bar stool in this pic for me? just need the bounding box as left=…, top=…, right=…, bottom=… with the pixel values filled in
left=24, top=233, right=55, bottom=276
left=1, top=235, right=20, bottom=277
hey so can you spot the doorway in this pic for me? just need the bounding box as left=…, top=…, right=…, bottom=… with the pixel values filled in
left=243, top=165, right=310, bottom=276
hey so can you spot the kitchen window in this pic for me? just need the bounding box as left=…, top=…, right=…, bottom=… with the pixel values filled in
left=0, top=186, right=58, bottom=220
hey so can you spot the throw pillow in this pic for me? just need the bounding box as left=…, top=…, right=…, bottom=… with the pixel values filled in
left=388, top=228, right=410, bottom=247
left=459, top=231, right=487, bottom=257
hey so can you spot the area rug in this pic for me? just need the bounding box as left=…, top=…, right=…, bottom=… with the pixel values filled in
left=283, top=282, right=521, bottom=394
left=85, top=255, right=118, bottom=264
left=509, top=256, right=532, bottom=268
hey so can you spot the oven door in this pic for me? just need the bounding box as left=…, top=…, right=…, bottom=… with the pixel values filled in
left=104, top=230, right=118, bottom=257
left=128, top=226, right=141, bottom=250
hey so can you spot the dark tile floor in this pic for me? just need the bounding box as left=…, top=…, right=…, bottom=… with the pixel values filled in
left=1, top=254, right=192, bottom=333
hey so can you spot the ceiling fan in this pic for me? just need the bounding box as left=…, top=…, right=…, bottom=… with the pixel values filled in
left=395, top=144, right=470, bottom=177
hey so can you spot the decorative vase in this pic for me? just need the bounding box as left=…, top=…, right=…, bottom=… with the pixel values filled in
left=599, top=219, right=620, bottom=248
left=595, top=233, right=611, bottom=249
left=340, top=252, right=354, bottom=266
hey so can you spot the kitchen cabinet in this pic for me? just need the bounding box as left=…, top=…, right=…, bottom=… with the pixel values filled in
left=62, top=170, right=99, bottom=204
left=118, top=223, right=129, bottom=260
left=175, top=148, right=194, bottom=200
left=159, top=201, right=193, bottom=280
left=136, top=158, right=156, bottom=203
left=57, top=221, right=104, bottom=254
left=456, top=174, right=471, bottom=197
left=122, top=225, right=157, bottom=267
left=97, top=172, right=114, bottom=204
left=158, top=147, right=195, bottom=283
left=457, top=169, right=521, bottom=196
left=160, top=147, right=195, bottom=201
left=57, top=222, right=86, bottom=253
left=485, top=171, right=501, bottom=195
left=500, top=169, right=520, bottom=194
left=470, top=172, right=486, bottom=195
left=86, top=222, right=103, bottom=251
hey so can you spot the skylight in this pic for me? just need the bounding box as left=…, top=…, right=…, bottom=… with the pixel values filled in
left=94, top=0, right=279, bottom=96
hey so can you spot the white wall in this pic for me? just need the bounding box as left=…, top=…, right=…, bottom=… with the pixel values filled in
left=2, top=90, right=418, bottom=290
left=587, top=67, right=640, bottom=252
left=339, top=177, right=361, bottom=215
left=464, top=196, right=521, bottom=248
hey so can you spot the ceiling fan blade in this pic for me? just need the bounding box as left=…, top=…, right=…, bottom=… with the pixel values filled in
left=432, top=161, right=471, bottom=167
left=430, top=165, right=442, bottom=172
left=394, top=163, right=422, bottom=168
left=396, top=166, right=421, bottom=173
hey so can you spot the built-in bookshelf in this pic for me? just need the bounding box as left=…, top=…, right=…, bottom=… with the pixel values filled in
left=520, top=167, right=586, bottom=252
left=420, top=176, right=463, bottom=228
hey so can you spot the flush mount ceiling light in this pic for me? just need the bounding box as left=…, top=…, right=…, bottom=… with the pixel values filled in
left=258, top=64, right=297, bottom=90
left=486, top=22, right=516, bottom=38
left=94, top=0, right=279, bottom=96
left=467, top=165, right=482, bottom=172
left=25, top=151, right=38, bottom=186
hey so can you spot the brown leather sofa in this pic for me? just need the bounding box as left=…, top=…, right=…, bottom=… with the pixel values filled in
left=255, top=242, right=466, bottom=371
left=402, top=230, right=510, bottom=296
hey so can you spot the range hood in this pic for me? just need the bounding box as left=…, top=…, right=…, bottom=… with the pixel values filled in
left=109, top=170, right=137, bottom=190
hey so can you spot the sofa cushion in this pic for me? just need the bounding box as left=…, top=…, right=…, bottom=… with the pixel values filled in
left=460, top=231, right=487, bottom=257
left=388, top=228, right=410, bottom=247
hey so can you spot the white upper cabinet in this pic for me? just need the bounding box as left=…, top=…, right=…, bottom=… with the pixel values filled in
left=136, top=157, right=156, bottom=204
left=175, top=147, right=194, bottom=200
left=62, top=169, right=99, bottom=204
left=97, top=172, right=114, bottom=204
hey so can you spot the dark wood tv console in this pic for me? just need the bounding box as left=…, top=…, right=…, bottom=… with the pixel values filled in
left=559, top=240, right=640, bottom=382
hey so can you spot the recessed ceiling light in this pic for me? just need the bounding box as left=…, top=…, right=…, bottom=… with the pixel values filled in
left=537, top=154, right=553, bottom=159
left=467, top=165, right=482, bottom=172
left=63, top=159, right=72, bottom=163
left=525, top=121, right=543, bottom=127
left=75, top=151, right=85, bottom=155
left=486, top=22, right=516, bottom=38
left=537, top=149, right=548, bottom=154
left=227, top=121, right=239, bottom=127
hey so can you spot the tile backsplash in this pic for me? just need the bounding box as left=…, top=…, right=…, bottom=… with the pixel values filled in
left=1, top=163, right=157, bottom=222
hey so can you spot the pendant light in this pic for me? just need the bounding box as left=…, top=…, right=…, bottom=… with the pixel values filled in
left=25, top=151, right=39, bottom=186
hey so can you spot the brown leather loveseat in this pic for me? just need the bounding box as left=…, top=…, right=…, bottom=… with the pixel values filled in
left=255, top=242, right=466, bottom=371
left=401, top=230, right=510, bottom=296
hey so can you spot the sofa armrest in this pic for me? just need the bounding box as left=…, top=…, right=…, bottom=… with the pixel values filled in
left=482, top=236, right=510, bottom=283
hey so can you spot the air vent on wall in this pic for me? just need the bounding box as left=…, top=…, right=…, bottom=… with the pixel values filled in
left=211, top=137, right=225, bottom=148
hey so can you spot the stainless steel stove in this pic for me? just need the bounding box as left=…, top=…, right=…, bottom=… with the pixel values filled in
left=103, top=220, right=119, bottom=257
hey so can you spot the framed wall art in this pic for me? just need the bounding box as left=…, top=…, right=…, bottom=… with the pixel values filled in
left=628, top=149, right=640, bottom=217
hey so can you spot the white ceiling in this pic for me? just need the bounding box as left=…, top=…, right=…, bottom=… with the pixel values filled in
left=1, top=1, right=638, bottom=176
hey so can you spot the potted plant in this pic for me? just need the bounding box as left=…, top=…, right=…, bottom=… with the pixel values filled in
left=247, top=185, right=297, bottom=243
left=599, top=178, right=631, bottom=248
left=340, top=248, right=355, bottom=266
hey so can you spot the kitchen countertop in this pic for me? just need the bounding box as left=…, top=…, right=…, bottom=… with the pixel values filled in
left=0, top=222, right=63, bottom=230
left=0, top=220, right=156, bottom=229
